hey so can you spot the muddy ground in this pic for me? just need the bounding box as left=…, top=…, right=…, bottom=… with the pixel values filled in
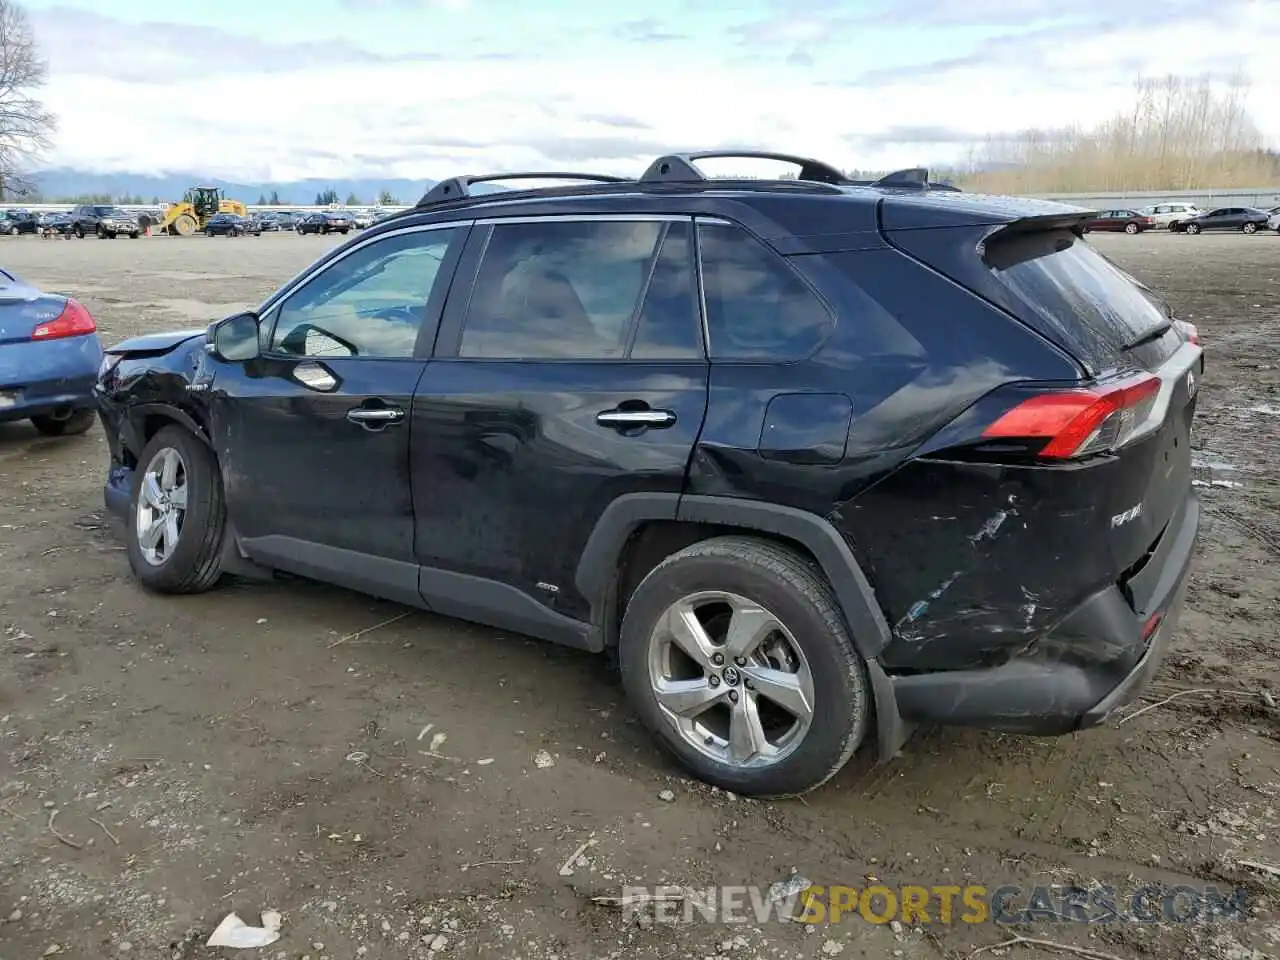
left=0, top=230, right=1277, bottom=960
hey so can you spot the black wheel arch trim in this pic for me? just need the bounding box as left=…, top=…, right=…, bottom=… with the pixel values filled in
left=121, top=402, right=213, bottom=456
left=575, top=491, right=908, bottom=763
left=576, top=492, right=893, bottom=660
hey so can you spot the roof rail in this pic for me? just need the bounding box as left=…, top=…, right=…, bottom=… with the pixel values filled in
left=640, top=151, right=850, bottom=185
left=417, top=172, right=630, bottom=208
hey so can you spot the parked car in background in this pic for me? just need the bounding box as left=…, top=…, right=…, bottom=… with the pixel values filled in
left=0, top=268, right=102, bottom=436
left=256, top=213, right=284, bottom=232
left=1267, top=210, right=1280, bottom=233
left=69, top=204, right=142, bottom=239
left=1084, top=209, right=1156, bottom=234
left=205, top=213, right=261, bottom=237
left=296, top=211, right=352, bottom=235
left=38, top=213, right=76, bottom=237
left=94, top=152, right=1203, bottom=796
left=1140, top=203, right=1202, bottom=231
left=1177, top=207, right=1272, bottom=234
left=0, top=210, right=39, bottom=235
left=351, top=209, right=375, bottom=229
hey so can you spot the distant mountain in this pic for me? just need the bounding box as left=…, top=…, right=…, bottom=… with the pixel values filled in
left=25, top=168, right=439, bottom=205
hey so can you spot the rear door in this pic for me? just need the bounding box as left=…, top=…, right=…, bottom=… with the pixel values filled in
left=411, top=214, right=709, bottom=623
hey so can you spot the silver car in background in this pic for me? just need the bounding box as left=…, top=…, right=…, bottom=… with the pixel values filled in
left=1141, top=202, right=1203, bottom=231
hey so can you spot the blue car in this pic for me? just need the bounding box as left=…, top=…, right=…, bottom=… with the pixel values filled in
left=0, top=268, right=103, bottom=436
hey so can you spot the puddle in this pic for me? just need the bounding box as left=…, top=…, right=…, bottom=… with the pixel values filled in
left=1247, top=405, right=1279, bottom=416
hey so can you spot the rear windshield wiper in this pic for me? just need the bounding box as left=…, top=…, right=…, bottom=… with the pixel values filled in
left=1121, top=321, right=1171, bottom=352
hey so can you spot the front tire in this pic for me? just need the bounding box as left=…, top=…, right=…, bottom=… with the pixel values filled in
left=1186, top=223, right=1202, bottom=234
left=30, top=409, right=96, bottom=436
left=618, top=536, right=869, bottom=797
left=126, top=426, right=226, bottom=594
left=1243, top=222, right=1258, bottom=234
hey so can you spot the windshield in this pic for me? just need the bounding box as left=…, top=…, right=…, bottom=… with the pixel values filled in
left=93, top=206, right=130, bottom=217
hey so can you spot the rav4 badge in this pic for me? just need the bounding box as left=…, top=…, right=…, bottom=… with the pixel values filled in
left=1111, top=504, right=1143, bottom=528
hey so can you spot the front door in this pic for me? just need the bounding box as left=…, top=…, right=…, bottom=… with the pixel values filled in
left=410, top=215, right=710, bottom=626
left=208, top=223, right=468, bottom=603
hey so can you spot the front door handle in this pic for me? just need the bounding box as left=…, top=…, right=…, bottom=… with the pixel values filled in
left=347, top=406, right=405, bottom=427
left=596, top=408, right=677, bottom=429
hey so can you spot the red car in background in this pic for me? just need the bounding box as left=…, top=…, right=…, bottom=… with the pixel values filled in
left=1084, top=209, right=1156, bottom=234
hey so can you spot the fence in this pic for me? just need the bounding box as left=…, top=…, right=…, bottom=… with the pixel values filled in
left=1027, top=187, right=1280, bottom=210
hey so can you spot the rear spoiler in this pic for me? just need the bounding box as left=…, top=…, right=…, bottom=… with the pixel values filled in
left=981, top=213, right=1099, bottom=271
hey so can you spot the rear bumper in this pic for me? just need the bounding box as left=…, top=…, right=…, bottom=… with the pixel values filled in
left=889, top=491, right=1199, bottom=734
left=0, top=335, right=102, bottom=423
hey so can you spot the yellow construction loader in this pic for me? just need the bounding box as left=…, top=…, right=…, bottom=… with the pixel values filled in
left=153, top=186, right=248, bottom=236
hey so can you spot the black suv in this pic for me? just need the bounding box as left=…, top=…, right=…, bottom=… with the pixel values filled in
left=69, top=204, right=141, bottom=239
left=94, top=151, right=1203, bottom=797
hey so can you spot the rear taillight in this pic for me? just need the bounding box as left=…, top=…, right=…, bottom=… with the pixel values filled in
left=32, top=298, right=96, bottom=341
left=1174, top=319, right=1199, bottom=345
left=982, top=373, right=1161, bottom=460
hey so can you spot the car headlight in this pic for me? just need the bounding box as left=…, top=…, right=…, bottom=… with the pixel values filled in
left=98, top=353, right=123, bottom=381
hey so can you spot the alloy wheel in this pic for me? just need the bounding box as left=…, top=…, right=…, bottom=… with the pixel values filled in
left=646, top=591, right=815, bottom=769
left=135, top=446, right=188, bottom=566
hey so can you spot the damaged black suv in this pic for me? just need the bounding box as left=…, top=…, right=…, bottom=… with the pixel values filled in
left=95, top=151, right=1203, bottom=797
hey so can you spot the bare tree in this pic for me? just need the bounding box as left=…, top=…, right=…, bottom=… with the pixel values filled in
left=958, top=73, right=1276, bottom=194
left=0, top=0, right=55, bottom=199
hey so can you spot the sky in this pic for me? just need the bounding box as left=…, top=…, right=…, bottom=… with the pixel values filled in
left=21, top=0, right=1280, bottom=182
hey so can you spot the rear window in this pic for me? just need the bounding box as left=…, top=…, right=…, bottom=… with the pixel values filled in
left=984, top=229, right=1174, bottom=370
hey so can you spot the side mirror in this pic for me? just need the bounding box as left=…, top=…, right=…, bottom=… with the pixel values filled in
left=207, top=312, right=261, bottom=362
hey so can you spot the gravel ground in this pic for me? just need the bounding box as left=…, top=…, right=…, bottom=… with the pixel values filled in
left=0, top=229, right=1277, bottom=960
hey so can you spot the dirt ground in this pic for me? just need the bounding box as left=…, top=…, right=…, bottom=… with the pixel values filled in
left=1, top=229, right=1277, bottom=960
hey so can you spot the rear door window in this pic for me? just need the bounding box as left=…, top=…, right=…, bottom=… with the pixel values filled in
left=985, top=229, right=1178, bottom=371
left=458, top=218, right=701, bottom=360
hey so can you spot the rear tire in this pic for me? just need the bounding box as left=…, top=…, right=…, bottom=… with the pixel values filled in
left=30, top=409, right=96, bottom=436
left=1125, top=222, right=1140, bottom=234
left=126, top=426, right=226, bottom=594
left=618, top=536, right=869, bottom=797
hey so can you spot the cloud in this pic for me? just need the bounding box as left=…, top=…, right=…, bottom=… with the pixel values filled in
left=614, top=19, right=688, bottom=44
left=30, top=6, right=441, bottom=82
left=27, top=2, right=1280, bottom=182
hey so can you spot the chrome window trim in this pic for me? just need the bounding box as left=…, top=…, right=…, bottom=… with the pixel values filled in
left=471, top=213, right=692, bottom=226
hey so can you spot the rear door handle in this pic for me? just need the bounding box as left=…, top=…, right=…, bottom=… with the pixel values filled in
left=596, top=408, right=677, bottom=429
left=347, top=406, right=405, bottom=427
